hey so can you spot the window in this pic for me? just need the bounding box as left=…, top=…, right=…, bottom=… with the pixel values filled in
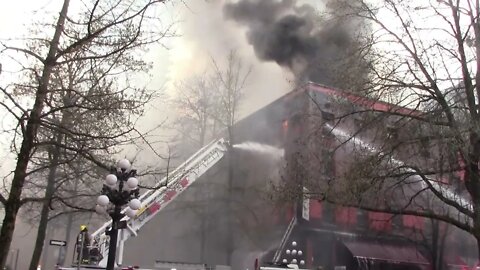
left=323, top=150, right=336, bottom=178
left=420, top=137, right=431, bottom=158
left=368, top=212, right=393, bottom=231
left=321, top=110, right=335, bottom=121
left=335, top=206, right=357, bottom=226
left=310, top=200, right=323, bottom=219
left=402, top=215, right=424, bottom=231
left=386, top=125, right=399, bottom=140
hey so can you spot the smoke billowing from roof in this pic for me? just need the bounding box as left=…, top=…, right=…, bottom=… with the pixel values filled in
left=224, top=0, right=366, bottom=86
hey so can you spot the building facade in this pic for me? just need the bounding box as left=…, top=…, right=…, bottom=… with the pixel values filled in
left=120, top=82, right=477, bottom=270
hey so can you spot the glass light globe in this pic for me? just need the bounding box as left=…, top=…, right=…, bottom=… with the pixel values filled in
left=126, top=208, right=137, bottom=218
left=105, top=174, right=117, bottom=186
left=126, top=177, right=138, bottom=189
left=298, top=250, right=303, bottom=256
left=292, top=241, right=297, bottom=247
left=292, top=249, right=297, bottom=255
left=97, top=195, right=109, bottom=206
left=286, top=249, right=291, bottom=255
left=282, top=259, right=287, bottom=263
left=95, top=205, right=106, bottom=214
left=107, top=183, right=117, bottom=190
left=300, top=260, right=305, bottom=265
left=291, top=259, right=297, bottom=264
left=117, top=159, right=131, bottom=172
left=129, top=198, right=141, bottom=210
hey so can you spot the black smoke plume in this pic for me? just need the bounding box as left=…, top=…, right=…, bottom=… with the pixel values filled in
left=224, top=0, right=369, bottom=88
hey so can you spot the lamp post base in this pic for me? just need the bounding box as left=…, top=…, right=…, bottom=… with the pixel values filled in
left=106, top=205, right=121, bottom=270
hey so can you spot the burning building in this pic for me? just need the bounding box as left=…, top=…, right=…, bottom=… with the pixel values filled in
left=116, top=82, right=478, bottom=270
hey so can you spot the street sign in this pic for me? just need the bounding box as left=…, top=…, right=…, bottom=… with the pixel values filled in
left=49, top=239, right=67, bottom=246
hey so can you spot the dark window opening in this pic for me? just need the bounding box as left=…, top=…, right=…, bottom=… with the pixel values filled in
left=321, top=110, right=335, bottom=121
left=354, top=117, right=363, bottom=129
left=386, top=125, right=399, bottom=140
left=323, top=151, right=336, bottom=178
left=323, top=202, right=334, bottom=224
left=420, top=137, right=431, bottom=158
left=324, top=102, right=332, bottom=110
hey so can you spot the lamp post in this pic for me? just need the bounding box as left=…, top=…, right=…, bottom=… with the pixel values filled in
left=96, top=159, right=141, bottom=270
left=282, top=241, right=305, bottom=268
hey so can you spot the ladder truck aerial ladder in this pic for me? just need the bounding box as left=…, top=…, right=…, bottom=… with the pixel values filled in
left=74, top=138, right=229, bottom=269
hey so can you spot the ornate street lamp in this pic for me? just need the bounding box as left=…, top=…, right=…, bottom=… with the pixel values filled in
left=282, top=241, right=305, bottom=267
left=96, top=159, right=141, bottom=270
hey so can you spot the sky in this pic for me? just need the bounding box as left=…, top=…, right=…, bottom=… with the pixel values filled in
left=0, top=0, right=293, bottom=112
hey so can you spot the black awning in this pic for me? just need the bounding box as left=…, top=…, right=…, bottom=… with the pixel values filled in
left=343, top=241, right=430, bottom=265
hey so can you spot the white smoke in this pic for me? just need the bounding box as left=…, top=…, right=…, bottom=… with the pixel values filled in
left=233, top=141, right=285, bottom=160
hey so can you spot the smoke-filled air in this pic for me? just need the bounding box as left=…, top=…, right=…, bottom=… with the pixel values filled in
left=233, top=142, right=285, bottom=161
left=223, top=0, right=369, bottom=87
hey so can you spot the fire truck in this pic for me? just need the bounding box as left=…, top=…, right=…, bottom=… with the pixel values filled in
left=60, top=139, right=229, bottom=269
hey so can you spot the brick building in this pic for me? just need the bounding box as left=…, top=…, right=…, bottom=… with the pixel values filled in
left=122, top=82, right=477, bottom=270
left=231, top=82, right=478, bottom=270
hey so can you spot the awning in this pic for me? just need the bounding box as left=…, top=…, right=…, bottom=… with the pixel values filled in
left=343, top=241, right=430, bottom=265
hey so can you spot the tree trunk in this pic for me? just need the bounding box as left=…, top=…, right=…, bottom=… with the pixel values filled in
left=28, top=141, right=62, bottom=270
left=0, top=204, right=19, bottom=268
left=0, top=0, right=70, bottom=267
left=41, top=225, right=53, bottom=269
left=60, top=174, right=79, bottom=266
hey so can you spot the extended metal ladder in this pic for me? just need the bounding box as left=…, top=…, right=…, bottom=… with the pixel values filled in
left=90, top=138, right=229, bottom=267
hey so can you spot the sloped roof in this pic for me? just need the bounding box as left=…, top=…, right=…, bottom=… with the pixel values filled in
left=237, top=82, right=419, bottom=127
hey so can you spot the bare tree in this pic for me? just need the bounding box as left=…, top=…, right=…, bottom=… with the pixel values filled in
left=0, top=0, right=174, bottom=268
left=171, top=50, right=251, bottom=265
left=172, top=50, right=251, bottom=152
left=172, top=74, right=217, bottom=156
left=210, top=50, right=251, bottom=132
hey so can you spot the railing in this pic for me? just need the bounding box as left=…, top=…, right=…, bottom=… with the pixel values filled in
left=272, top=216, right=297, bottom=264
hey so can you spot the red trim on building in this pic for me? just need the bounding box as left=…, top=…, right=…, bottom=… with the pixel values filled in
left=403, top=215, right=424, bottom=231
left=309, top=200, right=323, bottom=219
left=335, top=206, right=357, bottom=226
left=368, top=212, right=393, bottom=231
left=307, top=83, right=420, bottom=116
left=286, top=204, right=294, bottom=221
